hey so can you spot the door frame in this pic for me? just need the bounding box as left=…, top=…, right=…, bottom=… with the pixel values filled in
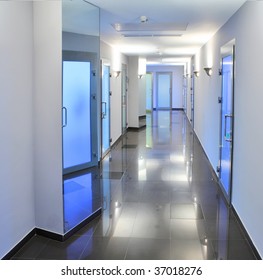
left=121, top=63, right=128, bottom=134
left=156, top=72, right=172, bottom=110
left=218, top=39, right=235, bottom=203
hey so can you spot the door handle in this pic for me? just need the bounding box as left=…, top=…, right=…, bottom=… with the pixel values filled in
left=62, top=107, right=67, bottom=128
left=101, top=102, right=107, bottom=119
left=224, top=114, right=233, bottom=142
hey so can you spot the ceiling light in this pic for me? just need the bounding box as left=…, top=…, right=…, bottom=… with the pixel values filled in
left=140, top=16, right=148, bottom=23
left=122, top=34, right=182, bottom=38
left=111, top=22, right=188, bottom=32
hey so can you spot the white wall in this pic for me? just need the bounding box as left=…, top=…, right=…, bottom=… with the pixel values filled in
left=0, top=1, right=35, bottom=258
left=147, top=65, right=184, bottom=109
left=128, top=57, right=140, bottom=127
left=193, top=1, right=263, bottom=257
left=33, top=1, right=64, bottom=234
left=101, top=41, right=129, bottom=141
left=0, top=0, right=64, bottom=259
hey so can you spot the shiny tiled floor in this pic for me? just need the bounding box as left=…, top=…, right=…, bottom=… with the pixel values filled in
left=12, top=111, right=258, bottom=260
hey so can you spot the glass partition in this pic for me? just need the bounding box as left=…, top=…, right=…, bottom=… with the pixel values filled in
left=62, top=0, right=101, bottom=234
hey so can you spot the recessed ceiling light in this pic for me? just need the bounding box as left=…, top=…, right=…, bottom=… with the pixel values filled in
left=122, top=34, right=182, bottom=37
left=111, top=22, right=188, bottom=32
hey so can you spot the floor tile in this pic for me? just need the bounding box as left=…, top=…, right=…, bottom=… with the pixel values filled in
left=36, top=235, right=91, bottom=260
left=11, top=236, right=49, bottom=260
left=10, top=111, right=259, bottom=260
left=170, top=203, right=204, bottom=220
left=170, top=239, right=204, bottom=260
left=81, top=237, right=129, bottom=260
left=125, top=238, right=170, bottom=260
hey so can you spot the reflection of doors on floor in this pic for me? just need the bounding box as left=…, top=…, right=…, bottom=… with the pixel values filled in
left=156, top=72, right=172, bottom=110
left=63, top=173, right=92, bottom=232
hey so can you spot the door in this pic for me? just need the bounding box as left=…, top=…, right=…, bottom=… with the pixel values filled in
left=121, top=64, right=128, bottom=134
left=218, top=42, right=235, bottom=201
left=156, top=72, right=172, bottom=110
left=62, top=51, right=98, bottom=175
left=190, top=68, right=195, bottom=127
left=183, top=76, right=187, bottom=114
left=101, top=62, right=111, bottom=158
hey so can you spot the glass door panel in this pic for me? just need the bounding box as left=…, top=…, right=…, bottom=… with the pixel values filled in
left=146, top=73, right=153, bottom=113
left=157, top=72, right=172, bottom=109
left=190, top=71, right=195, bottom=127
left=101, top=64, right=111, bottom=156
left=219, top=47, right=234, bottom=200
left=63, top=61, right=91, bottom=172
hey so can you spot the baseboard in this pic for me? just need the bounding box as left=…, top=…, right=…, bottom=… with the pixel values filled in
left=127, top=126, right=146, bottom=131
left=111, top=134, right=123, bottom=150
left=231, top=207, right=261, bottom=260
left=152, top=108, right=184, bottom=111
left=2, top=208, right=102, bottom=260
left=172, top=108, right=184, bottom=111
left=63, top=208, right=102, bottom=240
left=2, top=229, right=36, bottom=260
left=37, top=208, right=102, bottom=242
left=190, top=119, right=261, bottom=260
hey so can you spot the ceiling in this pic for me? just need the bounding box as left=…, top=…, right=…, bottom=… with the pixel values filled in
left=67, top=0, right=248, bottom=64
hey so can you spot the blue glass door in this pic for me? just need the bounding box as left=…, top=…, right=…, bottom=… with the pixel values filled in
left=219, top=46, right=234, bottom=200
left=157, top=72, right=172, bottom=110
left=62, top=52, right=98, bottom=174
left=190, top=70, right=195, bottom=127
left=101, top=64, right=111, bottom=157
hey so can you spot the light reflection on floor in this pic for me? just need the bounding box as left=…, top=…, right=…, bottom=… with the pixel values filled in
left=11, top=110, right=258, bottom=260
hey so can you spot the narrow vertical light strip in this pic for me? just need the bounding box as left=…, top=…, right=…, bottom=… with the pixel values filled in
left=138, top=57, right=146, bottom=76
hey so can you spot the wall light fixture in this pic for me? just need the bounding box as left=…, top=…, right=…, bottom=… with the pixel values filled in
left=113, top=71, right=121, bottom=78
left=204, top=67, right=212, bottom=76
left=193, top=71, right=199, bottom=78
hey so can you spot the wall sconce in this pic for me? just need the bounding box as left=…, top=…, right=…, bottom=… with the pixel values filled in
left=138, top=74, right=143, bottom=79
left=193, top=71, right=199, bottom=78
left=204, top=67, right=212, bottom=76
left=113, top=71, right=121, bottom=78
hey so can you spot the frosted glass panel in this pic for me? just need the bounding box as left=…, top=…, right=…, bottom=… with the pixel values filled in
left=220, top=55, right=233, bottom=196
left=157, top=73, right=171, bottom=108
left=63, top=61, right=91, bottom=169
left=146, top=73, right=152, bottom=112
left=102, top=65, right=110, bottom=155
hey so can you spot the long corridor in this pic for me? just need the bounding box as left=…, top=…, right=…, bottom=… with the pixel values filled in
left=12, top=111, right=258, bottom=260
